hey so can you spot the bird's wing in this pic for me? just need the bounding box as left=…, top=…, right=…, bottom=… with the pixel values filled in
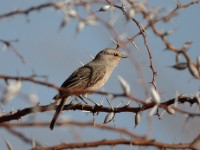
left=61, top=64, right=106, bottom=89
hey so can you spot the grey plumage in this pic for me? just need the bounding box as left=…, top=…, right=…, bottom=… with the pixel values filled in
left=50, top=48, right=127, bottom=130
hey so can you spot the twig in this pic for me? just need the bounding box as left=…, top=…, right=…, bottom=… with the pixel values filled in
left=4, top=125, right=42, bottom=146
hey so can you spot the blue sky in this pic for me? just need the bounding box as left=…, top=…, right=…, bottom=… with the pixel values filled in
left=0, top=0, right=199, bottom=149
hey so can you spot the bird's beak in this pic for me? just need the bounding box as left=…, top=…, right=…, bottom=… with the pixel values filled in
left=120, top=54, right=128, bottom=58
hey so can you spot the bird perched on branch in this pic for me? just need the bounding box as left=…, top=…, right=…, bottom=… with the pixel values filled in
left=50, top=48, right=127, bottom=130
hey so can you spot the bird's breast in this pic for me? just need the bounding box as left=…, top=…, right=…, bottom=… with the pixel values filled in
left=86, top=66, right=114, bottom=91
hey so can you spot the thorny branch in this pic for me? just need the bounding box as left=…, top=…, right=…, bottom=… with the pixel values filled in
left=0, top=0, right=200, bottom=149
left=0, top=95, right=199, bottom=124
left=1, top=122, right=199, bottom=150
left=111, top=2, right=158, bottom=89
left=0, top=2, right=64, bottom=20
left=32, top=138, right=200, bottom=150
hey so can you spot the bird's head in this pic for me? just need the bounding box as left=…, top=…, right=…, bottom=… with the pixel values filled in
left=94, top=48, right=127, bottom=68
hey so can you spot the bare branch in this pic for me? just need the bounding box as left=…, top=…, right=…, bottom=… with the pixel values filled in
left=4, top=125, right=42, bottom=146
left=0, top=2, right=64, bottom=20
left=32, top=138, right=198, bottom=150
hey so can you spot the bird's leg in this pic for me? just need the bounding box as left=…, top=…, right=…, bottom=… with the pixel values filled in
left=78, top=96, right=88, bottom=104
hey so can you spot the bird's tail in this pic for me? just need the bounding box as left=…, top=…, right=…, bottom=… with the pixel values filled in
left=50, top=96, right=70, bottom=130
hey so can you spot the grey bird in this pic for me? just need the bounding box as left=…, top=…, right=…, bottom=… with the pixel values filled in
left=50, top=48, right=127, bottom=130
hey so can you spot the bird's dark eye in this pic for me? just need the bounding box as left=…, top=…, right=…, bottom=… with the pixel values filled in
left=114, top=53, right=118, bottom=57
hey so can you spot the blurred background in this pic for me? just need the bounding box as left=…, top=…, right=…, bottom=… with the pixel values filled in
left=0, top=0, right=199, bottom=149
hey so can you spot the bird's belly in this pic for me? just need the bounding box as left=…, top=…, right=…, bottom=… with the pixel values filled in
left=87, top=71, right=112, bottom=91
